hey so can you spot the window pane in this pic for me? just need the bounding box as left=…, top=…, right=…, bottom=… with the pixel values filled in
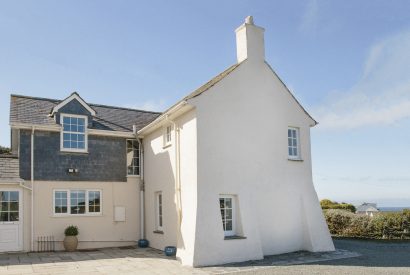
left=226, top=209, right=232, bottom=219
left=288, top=129, right=291, bottom=137
left=0, top=212, right=9, bottom=221
left=54, top=192, right=67, bottom=214
left=63, top=117, right=70, bottom=124
left=63, top=124, right=70, bottom=131
left=9, top=202, right=18, bottom=211
left=78, top=118, right=85, bottom=126
left=88, top=191, right=101, bottom=213
left=292, top=139, right=297, bottom=147
left=127, top=140, right=139, bottom=175
left=1, top=202, right=8, bottom=211
left=226, top=220, right=232, bottom=231
left=78, top=134, right=84, bottom=142
left=63, top=133, right=70, bottom=141
left=78, top=142, right=85, bottom=149
left=70, top=191, right=86, bottom=214
left=225, top=198, right=232, bottom=208
left=78, top=126, right=84, bottom=133
left=71, top=117, right=78, bottom=125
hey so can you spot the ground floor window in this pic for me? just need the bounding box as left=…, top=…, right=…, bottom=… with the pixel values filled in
left=219, top=195, right=235, bottom=236
left=54, top=190, right=101, bottom=215
left=155, top=192, right=163, bottom=231
left=0, top=191, right=19, bottom=221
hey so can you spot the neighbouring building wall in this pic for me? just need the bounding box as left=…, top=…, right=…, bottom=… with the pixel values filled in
left=143, top=108, right=197, bottom=259
left=33, top=178, right=140, bottom=251
left=188, top=60, right=334, bottom=266
left=19, top=130, right=128, bottom=182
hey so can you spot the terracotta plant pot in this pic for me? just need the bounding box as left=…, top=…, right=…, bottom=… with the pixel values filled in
left=63, top=236, right=78, bottom=252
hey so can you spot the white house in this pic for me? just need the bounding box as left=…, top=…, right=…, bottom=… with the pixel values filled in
left=356, top=203, right=379, bottom=217
left=139, top=16, right=334, bottom=266
left=1, top=16, right=334, bottom=267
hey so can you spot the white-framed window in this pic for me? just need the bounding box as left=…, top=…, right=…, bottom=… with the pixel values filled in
left=219, top=195, right=235, bottom=237
left=163, top=125, right=172, bottom=147
left=155, top=192, right=163, bottom=231
left=0, top=191, right=20, bottom=222
left=288, top=127, right=300, bottom=159
left=60, top=114, right=88, bottom=152
left=127, top=139, right=140, bottom=176
left=53, top=189, right=101, bottom=215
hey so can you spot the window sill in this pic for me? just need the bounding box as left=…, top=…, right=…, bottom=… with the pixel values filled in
left=224, top=236, right=247, bottom=240
left=127, top=175, right=140, bottom=178
left=288, top=158, right=303, bottom=162
left=153, top=230, right=164, bottom=234
left=162, top=144, right=172, bottom=149
left=60, top=150, right=89, bottom=155
left=52, top=213, right=102, bottom=218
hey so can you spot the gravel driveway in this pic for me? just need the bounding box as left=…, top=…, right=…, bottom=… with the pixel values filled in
left=236, top=238, right=410, bottom=275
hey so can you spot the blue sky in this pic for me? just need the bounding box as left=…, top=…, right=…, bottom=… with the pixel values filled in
left=1, top=1, right=409, bottom=206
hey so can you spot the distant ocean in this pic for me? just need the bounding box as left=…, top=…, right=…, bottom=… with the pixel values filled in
left=378, top=207, right=410, bottom=212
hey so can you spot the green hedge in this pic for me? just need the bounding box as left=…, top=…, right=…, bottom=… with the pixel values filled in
left=324, top=209, right=410, bottom=239
left=320, top=199, right=356, bottom=213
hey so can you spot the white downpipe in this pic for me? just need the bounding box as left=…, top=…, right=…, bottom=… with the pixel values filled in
left=138, top=138, right=145, bottom=239
left=166, top=116, right=182, bottom=226
left=30, top=126, right=35, bottom=251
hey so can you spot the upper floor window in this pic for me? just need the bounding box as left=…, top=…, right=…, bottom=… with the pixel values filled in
left=61, top=114, right=87, bottom=152
left=288, top=127, right=300, bottom=159
left=127, top=139, right=140, bottom=176
left=163, top=125, right=172, bottom=147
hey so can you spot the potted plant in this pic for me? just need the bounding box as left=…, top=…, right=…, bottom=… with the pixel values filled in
left=63, top=225, right=79, bottom=251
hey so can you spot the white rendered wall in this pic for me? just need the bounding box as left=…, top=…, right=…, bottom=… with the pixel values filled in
left=187, top=59, right=334, bottom=266
left=143, top=109, right=198, bottom=263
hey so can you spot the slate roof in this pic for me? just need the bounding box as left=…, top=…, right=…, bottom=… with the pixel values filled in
left=0, top=155, right=22, bottom=182
left=10, top=94, right=161, bottom=132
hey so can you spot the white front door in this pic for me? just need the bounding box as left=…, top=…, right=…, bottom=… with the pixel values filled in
left=0, top=190, right=22, bottom=252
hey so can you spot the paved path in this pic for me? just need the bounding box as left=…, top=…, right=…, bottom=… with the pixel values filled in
left=0, top=247, right=204, bottom=275
left=0, top=239, right=409, bottom=274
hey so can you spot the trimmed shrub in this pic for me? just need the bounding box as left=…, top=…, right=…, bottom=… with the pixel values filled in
left=324, top=209, right=355, bottom=235
left=64, top=225, right=79, bottom=236
left=324, top=209, right=410, bottom=239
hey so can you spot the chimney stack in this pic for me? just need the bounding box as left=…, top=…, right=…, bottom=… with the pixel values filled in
left=235, top=16, right=265, bottom=63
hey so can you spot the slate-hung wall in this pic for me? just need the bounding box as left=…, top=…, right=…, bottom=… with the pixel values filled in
left=19, top=130, right=127, bottom=181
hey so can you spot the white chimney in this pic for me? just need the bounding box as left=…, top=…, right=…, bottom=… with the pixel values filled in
left=235, top=16, right=265, bottom=63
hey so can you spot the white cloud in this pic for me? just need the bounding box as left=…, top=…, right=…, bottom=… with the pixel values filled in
left=313, top=30, right=410, bottom=130
left=125, top=99, right=167, bottom=112
left=299, top=0, right=319, bottom=34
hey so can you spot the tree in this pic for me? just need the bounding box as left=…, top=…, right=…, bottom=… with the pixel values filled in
left=0, top=146, right=11, bottom=154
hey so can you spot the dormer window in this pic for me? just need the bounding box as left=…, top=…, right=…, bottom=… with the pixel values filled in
left=61, top=114, right=88, bottom=152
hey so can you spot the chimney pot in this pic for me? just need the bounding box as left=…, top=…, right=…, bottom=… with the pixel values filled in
left=245, top=16, right=254, bottom=25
